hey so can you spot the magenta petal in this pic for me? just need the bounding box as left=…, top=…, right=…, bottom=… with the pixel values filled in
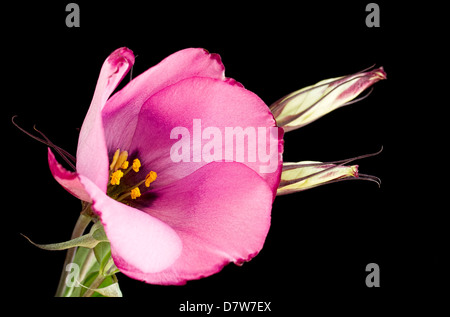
left=47, top=148, right=92, bottom=203
left=126, top=76, right=283, bottom=195
left=76, top=47, right=135, bottom=192
left=122, top=162, right=273, bottom=285
left=102, top=48, right=228, bottom=151
left=78, top=175, right=183, bottom=274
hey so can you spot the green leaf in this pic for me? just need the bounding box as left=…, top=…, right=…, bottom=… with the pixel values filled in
left=21, top=220, right=109, bottom=251
left=101, top=255, right=120, bottom=277
left=91, top=224, right=107, bottom=241
left=94, top=242, right=110, bottom=265
left=21, top=233, right=103, bottom=250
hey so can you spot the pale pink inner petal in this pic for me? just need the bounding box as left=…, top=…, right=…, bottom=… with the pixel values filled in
left=79, top=175, right=183, bottom=273
left=102, top=48, right=228, bottom=153
left=121, top=77, right=283, bottom=195
left=76, top=47, right=135, bottom=192
left=119, top=162, right=273, bottom=285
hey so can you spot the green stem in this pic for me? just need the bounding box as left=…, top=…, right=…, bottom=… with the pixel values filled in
left=77, top=248, right=97, bottom=284
left=55, top=207, right=92, bottom=297
left=82, top=274, right=106, bottom=297
left=64, top=248, right=97, bottom=297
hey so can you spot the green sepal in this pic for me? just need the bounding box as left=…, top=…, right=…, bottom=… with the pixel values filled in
left=101, top=255, right=120, bottom=276
left=92, top=224, right=119, bottom=277
left=21, top=220, right=108, bottom=251
left=94, top=242, right=111, bottom=269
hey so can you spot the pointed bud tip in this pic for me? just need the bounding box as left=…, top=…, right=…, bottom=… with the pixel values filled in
left=351, top=165, right=359, bottom=178
left=371, top=67, right=387, bottom=81
left=107, top=47, right=135, bottom=68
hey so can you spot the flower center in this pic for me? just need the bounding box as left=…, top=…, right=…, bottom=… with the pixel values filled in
left=107, top=149, right=157, bottom=203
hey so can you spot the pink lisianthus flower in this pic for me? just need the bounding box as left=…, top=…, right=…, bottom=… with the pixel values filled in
left=48, top=47, right=284, bottom=285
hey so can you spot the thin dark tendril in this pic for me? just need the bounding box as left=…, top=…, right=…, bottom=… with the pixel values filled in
left=12, top=115, right=47, bottom=145
left=354, top=64, right=377, bottom=74
left=33, top=125, right=76, bottom=163
left=129, top=64, right=134, bottom=82
left=282, top=147, right=383, bottom=170
left=357, top=173, right=381, bottom=187
left=340, top=87, right=374, bottom=107
left=129, top=54, right=138, bottom=82
left=317, top=172, right=381, bottom=188
left=12, top=115, right=76, bottom=171
left=279, top=147, right=383, bottom=188
left=297, top=172, right=381, bottom=192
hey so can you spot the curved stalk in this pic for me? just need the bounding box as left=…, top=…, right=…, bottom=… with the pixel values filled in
left=55, top=208, right=92, bottom=297
left=82, top=275, right=106, bottom=297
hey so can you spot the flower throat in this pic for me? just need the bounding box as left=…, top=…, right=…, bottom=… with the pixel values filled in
left=107, top=149, right=157, bottom=203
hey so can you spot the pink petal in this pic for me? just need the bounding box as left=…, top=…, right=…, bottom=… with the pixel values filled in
left=78, top=175, right=183, bottom=274
left=123, top=76, right=284, bottom=195
left=47, top=148, right=92, bottom=203
left=76, top=47, right=135, bottom=192
left=102, top=48, right=230, bottom=152
left=121, top=162, right=273, bottom=285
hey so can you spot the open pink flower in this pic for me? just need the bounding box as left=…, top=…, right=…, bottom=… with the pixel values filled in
left=48, top=48, right=284, bottom=285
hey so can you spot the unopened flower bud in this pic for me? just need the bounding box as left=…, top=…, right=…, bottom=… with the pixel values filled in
left=270, top=67, right=386, bottom=132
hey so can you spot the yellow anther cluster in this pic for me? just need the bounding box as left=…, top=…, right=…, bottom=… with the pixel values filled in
left=116, top=151, right=128, bottom=171
left=132, top=159, right=141, bottom=172
left=145, top=171, right=157, bottom=187
left=110, top=149, right=129, bottom=172
left=109, top=149, right=120, bottom=171
left=120, top=160, right=129, bottom=169
left=130, top=187, right=141, bottom=199
left=110, top=170, right=124, bottom=186
left=108, top=149, right=157, bottom=202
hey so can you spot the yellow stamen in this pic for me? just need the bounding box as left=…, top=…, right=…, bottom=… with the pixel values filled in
left=109, top=149, right=120, bottom=171
left=120, top=160, right=129, bottom=169
left=108, top=150, right=158, bottom=202
left=145, top=171, right=157, bottom=187
left=130, top=187, right=141, bottom=199
left=132, top=159, right=141, bottom=172
left=110, top=170, right=124, bottom=185
left=114, top=151, right=129, bottom=171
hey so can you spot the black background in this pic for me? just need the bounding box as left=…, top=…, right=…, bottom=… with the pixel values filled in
left=2, top=0, right=445, bottom=312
